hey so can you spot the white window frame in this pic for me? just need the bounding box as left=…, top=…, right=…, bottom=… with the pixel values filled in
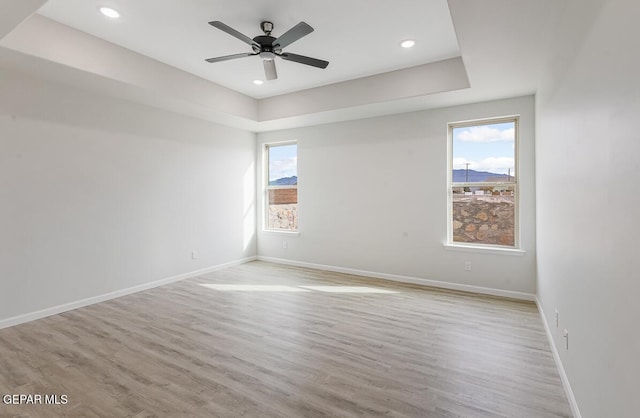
left=446, top=116, right=520, bottom=249
left=264, top=141, right=298, bottom=233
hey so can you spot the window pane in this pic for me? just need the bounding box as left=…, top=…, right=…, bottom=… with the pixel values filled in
left=452, top=185, right=515, bottom=246
left=452, top=122, right=515, bottom=183
left=268, top=144, right=297, bottom=185
left=267, top=188, right=298, bottom=230
left=267, top=143, right=297, bottom=231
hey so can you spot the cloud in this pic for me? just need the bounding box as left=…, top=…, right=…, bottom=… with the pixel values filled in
left=457, top=126, right=514, bottom=143
left=269, top=156, right=297, bottom=180
left=453, top=156, right=514, bottom=175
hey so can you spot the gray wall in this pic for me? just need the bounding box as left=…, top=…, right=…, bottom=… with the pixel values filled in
left=536, top=0, right=640, bottom=416
left=0, top=68, right=256, bottom=323
left=258, top=96, right=536, bottom=296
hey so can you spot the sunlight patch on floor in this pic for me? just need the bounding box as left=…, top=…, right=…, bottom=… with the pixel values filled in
left=298, top=286, right=398, bottom=294
left=198, top=284, right=399, bottom=294
left=199, top=284, right=309, bottom=292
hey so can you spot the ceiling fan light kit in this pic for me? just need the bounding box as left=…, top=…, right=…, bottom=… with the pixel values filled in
left=205, top=20, right=329, bottom=81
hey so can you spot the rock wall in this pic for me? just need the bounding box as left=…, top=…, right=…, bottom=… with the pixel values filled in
left=267, top=204, right=298, bottom=230
left=452, top=196, right=515, bottom=246
left=267, top=188, right=298, bottom=230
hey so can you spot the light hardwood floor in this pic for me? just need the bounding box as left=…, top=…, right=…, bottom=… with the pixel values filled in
left=0, top=261, right=571, bottom=417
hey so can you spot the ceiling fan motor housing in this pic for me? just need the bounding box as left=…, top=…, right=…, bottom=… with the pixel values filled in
left=252, top=35, right=281, bottom=58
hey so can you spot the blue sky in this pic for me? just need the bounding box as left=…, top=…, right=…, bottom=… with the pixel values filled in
left=452, top=121, right=515, bottom=175
left=268, top=144, right=297, bottom=181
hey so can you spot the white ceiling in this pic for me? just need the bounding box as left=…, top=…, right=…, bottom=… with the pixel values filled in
left=0, top=0, right=564, bottom=131
left=37, top=0, right=461, bottom=99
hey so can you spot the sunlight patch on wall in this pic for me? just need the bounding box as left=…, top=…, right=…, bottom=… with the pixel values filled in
left=243, top=161, right=255, bottom=251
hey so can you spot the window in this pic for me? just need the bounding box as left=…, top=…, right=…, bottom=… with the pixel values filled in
left=265, top=142, right=298, bottom=231
left=448, top=117, right=518, bottom=248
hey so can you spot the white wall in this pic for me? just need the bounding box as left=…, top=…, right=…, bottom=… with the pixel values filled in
left=535, top=0, right=640, bottom=417
left=0, top=67, right=256, bottom=323
left=257, top=96, right=536, bottom=295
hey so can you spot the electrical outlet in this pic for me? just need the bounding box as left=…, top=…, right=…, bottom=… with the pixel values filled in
left=191, top=251, right=198, bottom=260
left=464, top=261, right=471, bottom=271
left=555, top=310, right=559, bottom=328
left=282, top=241, right=288, bottom=249
left=563, top=329, right=569, bottom=350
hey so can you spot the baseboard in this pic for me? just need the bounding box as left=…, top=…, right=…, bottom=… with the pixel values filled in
left=535, top=297, right=582, bottom=418
left=0, top=256, right=257, bottom=330
left=256, top=256, right=535, bottom=301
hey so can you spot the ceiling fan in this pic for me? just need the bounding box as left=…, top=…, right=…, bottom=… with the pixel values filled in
left=205, top=20, right=329, bottom=81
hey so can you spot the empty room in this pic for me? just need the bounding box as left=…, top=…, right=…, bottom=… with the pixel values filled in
left=0, top=0, right=638, bottom=417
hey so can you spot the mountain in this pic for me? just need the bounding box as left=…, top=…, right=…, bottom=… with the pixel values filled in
left=270, top=172, right=511, bottom=185
left=452, top=169, right=513, bottom=182
left=269, top=176, right=297, bottom=186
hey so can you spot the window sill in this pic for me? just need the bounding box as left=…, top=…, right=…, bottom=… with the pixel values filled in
left=442, top=243, right=525, bottom=256
left=261, top=230, right=300, bottom=237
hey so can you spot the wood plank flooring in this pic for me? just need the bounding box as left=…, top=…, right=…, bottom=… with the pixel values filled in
left=0, top=261, right=572, bottom=417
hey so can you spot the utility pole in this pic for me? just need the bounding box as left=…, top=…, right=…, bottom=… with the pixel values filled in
left=465, top=163, right=470, bottom=182
left=508, top=168, right=511, bottom=182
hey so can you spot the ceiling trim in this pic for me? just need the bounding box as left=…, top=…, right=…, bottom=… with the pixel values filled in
left=0, top=13, right=472, bottom=133
left=258, top=57, right=469, bottom=121
left=1, top=1, right=563, bottom=133
left=0, top=0, right=46, bottom=39
left=0, top=14, right=258, bottom=121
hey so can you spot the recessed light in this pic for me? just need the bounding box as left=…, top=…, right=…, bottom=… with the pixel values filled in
left=400, top=39, right=416, bottom=48
left=253, top=79, right=264, bottom=85
left=99, top=6, right=120, bottom=19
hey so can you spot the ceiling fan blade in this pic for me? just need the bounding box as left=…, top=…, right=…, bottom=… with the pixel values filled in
left=209, top=21, right=259, bottom=48
left=264, top=59, right=278, bottom=80
left=280, top=53, right=329, bottom=69
left=205, top=53, right=256, bottom=63
left=273, top=22, right=314, bottom=49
